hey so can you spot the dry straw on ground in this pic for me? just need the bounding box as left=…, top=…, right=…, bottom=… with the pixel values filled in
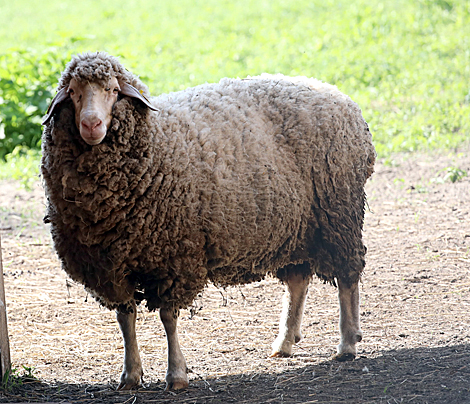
left=1, top=151, right=469, bottom=403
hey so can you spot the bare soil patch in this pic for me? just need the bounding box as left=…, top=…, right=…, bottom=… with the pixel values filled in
left=0, top=150, right=469, bottom=403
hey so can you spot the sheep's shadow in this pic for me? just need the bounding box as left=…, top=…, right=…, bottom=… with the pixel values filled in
left=2, top=344, right=469, bottom=404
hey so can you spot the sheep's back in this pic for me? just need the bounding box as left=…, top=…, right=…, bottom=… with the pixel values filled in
left=152, top=82, right=311, bottom=285
left=152, top=76, right=374, bottom=286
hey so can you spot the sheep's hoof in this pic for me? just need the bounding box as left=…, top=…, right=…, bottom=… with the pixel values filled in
left=270, top=350, right=292, bottom=358
left=117, top=369, right=143, bottom=391
left=333, top=352, right=356, bottom=362
left=165, top=371, right=189, bottom=391
left=270, top=336, right=295, bottom=358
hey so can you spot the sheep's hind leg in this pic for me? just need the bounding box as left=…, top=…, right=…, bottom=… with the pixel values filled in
left=334, top=278, right=362, bottom=361
left=271, top=273, right=310, bottom=357
left=160, top=307, right=189, bottom=390
left=116, top=301, right=143, bottom=390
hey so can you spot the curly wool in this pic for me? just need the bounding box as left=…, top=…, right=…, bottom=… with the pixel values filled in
left=57, top=52, right=151, bottom=96
left=41, top=53, right=375, bottom=312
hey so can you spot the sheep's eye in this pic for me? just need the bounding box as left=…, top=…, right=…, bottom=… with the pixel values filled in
left=68, top=89, right=75, bottom=95
left=105, top=87, right=111, bottom=92
left=113, top=87, right=119, bottom=93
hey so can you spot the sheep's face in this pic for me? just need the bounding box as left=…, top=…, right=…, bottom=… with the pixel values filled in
left=67, top=77, right=119, bottom=145
left=43, top=74, right=158, bottom=145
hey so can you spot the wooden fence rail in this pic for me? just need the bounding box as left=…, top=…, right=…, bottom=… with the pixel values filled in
left=0, top=234, right=11, bottom=379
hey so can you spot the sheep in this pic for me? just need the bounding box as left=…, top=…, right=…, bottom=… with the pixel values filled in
left=41, top=52, right=376, bottom=391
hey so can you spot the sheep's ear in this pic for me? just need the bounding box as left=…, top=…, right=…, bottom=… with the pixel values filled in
left=42, top=87, right=69, bottom=126
left=119, top=82, right=159, bottom=111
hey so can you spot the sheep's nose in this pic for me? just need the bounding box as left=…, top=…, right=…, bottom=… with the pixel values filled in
left=81, top=118, right=103, bottom=133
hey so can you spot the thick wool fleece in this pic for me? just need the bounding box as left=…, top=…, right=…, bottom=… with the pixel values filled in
left=41, top=54, right=375, bottom=312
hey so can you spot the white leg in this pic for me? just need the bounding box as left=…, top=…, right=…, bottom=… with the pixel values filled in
left=271, top=273, right=309, bottom=357
left=116, top=301, right=143, bottom=390
left=160, top=307, right=189, bottom=390
left=334, top=278, right=362, bottom=361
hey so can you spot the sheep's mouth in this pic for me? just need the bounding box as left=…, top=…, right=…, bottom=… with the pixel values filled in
left=81, top=132, right=106, bottom=145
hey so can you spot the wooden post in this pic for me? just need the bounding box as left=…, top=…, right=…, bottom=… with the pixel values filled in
left=0, top=234, right=11, bottom=379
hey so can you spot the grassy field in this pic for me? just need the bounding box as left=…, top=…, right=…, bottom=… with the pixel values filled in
left=0, top=0, right=469, bottom=182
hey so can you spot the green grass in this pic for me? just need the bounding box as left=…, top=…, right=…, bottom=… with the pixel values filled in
left=1, top=365, right=37, bottom=392
left=0, top=0, right=469, bottom=182
left=0, top=146, right=41, bottom=189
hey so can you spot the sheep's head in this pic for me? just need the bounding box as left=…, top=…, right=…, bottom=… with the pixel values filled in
left=42, top=52, right=158, bottom=145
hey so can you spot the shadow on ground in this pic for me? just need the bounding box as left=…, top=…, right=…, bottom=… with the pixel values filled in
left=1, top=344, right=469, bottom=404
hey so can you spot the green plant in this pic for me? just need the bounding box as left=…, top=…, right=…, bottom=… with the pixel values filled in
left=443, top=167, right=467, bottom=183
left=1, top=365, right=37, bottom=392
left=431, top=166, right=468, bottom=184
left=0, top=47, right=71, bottom=159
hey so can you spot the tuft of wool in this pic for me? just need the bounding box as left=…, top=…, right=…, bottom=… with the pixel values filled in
left=41, top=54, right=375, bottom=312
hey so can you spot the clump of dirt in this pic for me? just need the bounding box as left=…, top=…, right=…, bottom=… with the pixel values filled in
left=1, top=150, right=469, bottom=403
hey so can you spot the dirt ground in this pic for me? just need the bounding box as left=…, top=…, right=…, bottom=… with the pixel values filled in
left=0, top=150, right=469, bottom=404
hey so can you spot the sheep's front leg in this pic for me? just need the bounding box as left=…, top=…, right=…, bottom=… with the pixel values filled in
left=334, top=278, right=362, bottom=361
left=160, top=307, right=189, bottom=390
left=116, top=301, right=143, bottom=390
left=271, top=273, right=310, bottom=357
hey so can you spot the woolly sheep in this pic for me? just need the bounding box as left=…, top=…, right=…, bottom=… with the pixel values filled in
left=41, top=52, right=375, bottom=391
